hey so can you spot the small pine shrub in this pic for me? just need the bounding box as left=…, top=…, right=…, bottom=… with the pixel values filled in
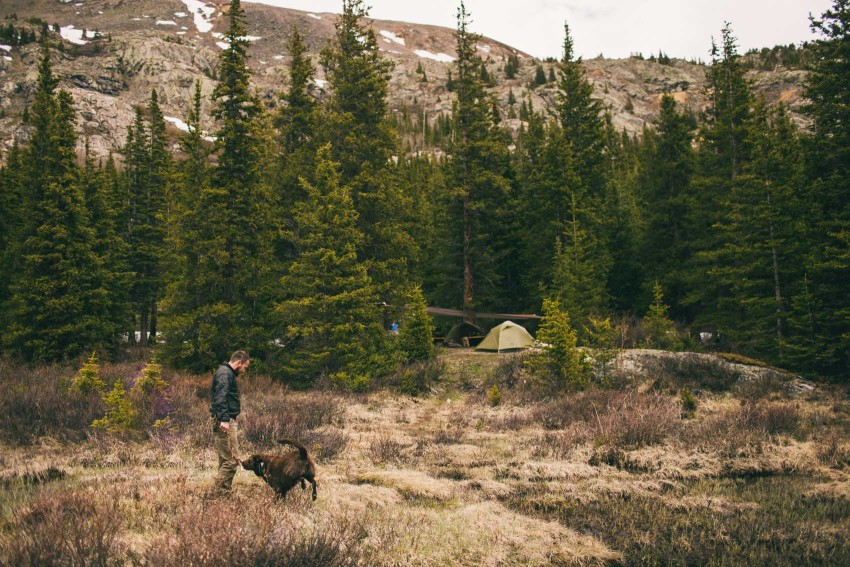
left=680, top=388, right=697, bottom=417
left=487, top=384, right=502, bottom=406
left=526, top=297, right=591, bottom=390
left=643, top=281, right=683, bottom=350
left=91, top=380, right=136, bottom=432
left=72, top=352, right=105, bottom=394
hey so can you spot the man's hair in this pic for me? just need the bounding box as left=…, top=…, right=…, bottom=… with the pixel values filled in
left=229, top=350, right=250, bottom=364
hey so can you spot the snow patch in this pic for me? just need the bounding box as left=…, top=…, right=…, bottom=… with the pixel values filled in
left=176, top=31, right=186, bottom=35
left=165, top=116, right=190, bottom=131
left=313, top=78, right=328, bottom=89
left=273, top=55, right=284, bottom=60
left=379, top=30, right=405, bottom=46
left=414, top=49, right=454, bottom=63
left=156, top=20, right=178, bottom=26
left=182, top=0, right=215, bottom=33
left=165, top=116, right=216, bottom=142
left=0, top=44, right=11, bottom=51
left=2, top=55, right=11, bottom=62
left=211, top=32, right=224, bottom=39
left=306, top=13, right=321, bottom=20
left=477, top=43, right=491, bottom=53
left=216, top=41, right=229, bottom=50
left=60, top=25, right=89, bottom=45
left=174, top=11, right=188, bottom=17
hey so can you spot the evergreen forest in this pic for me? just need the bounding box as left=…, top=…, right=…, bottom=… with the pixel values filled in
left=1, top=0, right=848, bottom=384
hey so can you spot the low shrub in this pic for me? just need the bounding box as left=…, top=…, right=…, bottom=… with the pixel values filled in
left=645, top=353, right=743, bottom=392
left=0, top=359, right=103, bottom=445
left=531, top=426, right=590, bottom=459
left=593, top=391, right=681, bottom=448
left=143, top=497, right=364, bottom=567
left=368, top=432, right=408, bottom=464
left=0, top=489, right=123, bottom=566
left=240, top=383, right=346, bottom=449
left=386, top=357, right=445, bottom=396
left=815, top=431, right=850, bottom=469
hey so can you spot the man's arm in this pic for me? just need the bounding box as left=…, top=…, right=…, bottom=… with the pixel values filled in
left=211, top=371, right=231, bottom=426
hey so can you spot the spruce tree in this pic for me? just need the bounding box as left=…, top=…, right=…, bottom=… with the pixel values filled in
left=440, top=2, right=513, bottom=316
left=275, top=146, right=389, bottom=388
left=640, top=94, right=696, bottom=313
left=397, top=285, right=435, bottom=362
left=277, top=25, right=317, bottom=209
left=555, top=22, right=609, bottom=199
left=318, top=0, right=415, bottom=307
left=707, top=100, right=804, bottom=362
left=3, top=48, right=114, bottom=361
left=160, top=0, right=276, bottom=370
left=793, top=0, right=850, bottom=378
left=685, top=24, right=754, bottom=331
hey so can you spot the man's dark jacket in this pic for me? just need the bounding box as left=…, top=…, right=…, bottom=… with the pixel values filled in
left=210, top=363, right=240, bottom=423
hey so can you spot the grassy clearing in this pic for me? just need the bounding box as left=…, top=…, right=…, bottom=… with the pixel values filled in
left=0, top=349, right=848, bottom=565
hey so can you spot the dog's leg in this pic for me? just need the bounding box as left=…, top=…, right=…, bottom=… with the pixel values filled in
left=309, top=478, right=318, bottom=501
left=300, top=478, right=306, bottom=490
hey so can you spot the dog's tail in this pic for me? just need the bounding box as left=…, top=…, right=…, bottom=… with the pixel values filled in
left=278, top=438, right=308, bottom=459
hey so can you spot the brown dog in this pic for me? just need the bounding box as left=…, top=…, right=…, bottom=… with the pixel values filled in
left=242, top=439, right=318, bottom=500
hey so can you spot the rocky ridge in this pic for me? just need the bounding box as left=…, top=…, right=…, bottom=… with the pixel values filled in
left=0, top=0, right=810, bottom=159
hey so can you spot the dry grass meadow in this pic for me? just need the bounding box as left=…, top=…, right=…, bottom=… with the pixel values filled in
left=1, top=349, right=849, bottom=566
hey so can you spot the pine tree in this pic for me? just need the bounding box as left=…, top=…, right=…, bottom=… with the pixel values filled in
left=640, top=94, right=696, bottom=313
left=160, top=0, right=276, bottom=370
left=275, top=145, right=389, bottom=388
left=793, top=0, right=850, bottom=378
left=318, top=0, right=415, bottom=306
left=3, top=48, right=114, bottom=361
left=526, top=296, right=590, bottom=389
left=707, top=100, right=805, bottom=362
left=398, top=285, right=435, bottom=362
left=443, top=2, right=513, bottom=316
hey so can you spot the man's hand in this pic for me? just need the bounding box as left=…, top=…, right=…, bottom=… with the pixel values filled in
left=219, top=421, right=230, bottom=431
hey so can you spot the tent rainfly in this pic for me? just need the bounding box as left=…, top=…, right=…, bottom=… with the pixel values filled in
left=475, top=321, right=535, bottom=352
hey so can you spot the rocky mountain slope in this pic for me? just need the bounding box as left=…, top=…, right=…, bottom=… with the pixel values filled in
left=0, top=0, right=810, bottom=159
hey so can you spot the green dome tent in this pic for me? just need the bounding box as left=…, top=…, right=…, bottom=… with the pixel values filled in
left=475, top=321, right=535, bottom=352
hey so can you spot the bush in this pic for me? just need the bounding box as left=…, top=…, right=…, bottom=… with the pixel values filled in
left=816, top=431, right=850, bottom=469
left=143, top=497, right=364, bottom=567
left=0, top=359, right=104, bottom=445
left=0, top=489, right=123, bottom=566
left=239, top=381, right=346, bottom=456
left=645, top=353, right=743, bottom=392
left=593, top=391, right=680, bottom=448
left=386, top=357, right=444, bottom=396
left=368, top=432, right=408, bottom=464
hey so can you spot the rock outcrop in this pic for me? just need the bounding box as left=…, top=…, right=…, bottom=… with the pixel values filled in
left=0, top=0, right=810, bottom=159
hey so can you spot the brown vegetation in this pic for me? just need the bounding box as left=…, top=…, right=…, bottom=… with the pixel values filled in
left=0, top=350, right=848, bottom=565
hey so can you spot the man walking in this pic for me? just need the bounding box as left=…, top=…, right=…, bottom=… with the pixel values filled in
left=210, top=350, right=251, bottom=494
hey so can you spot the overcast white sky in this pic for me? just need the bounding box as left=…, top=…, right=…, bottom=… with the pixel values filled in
left=244, top=0, right=833, bottom=60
